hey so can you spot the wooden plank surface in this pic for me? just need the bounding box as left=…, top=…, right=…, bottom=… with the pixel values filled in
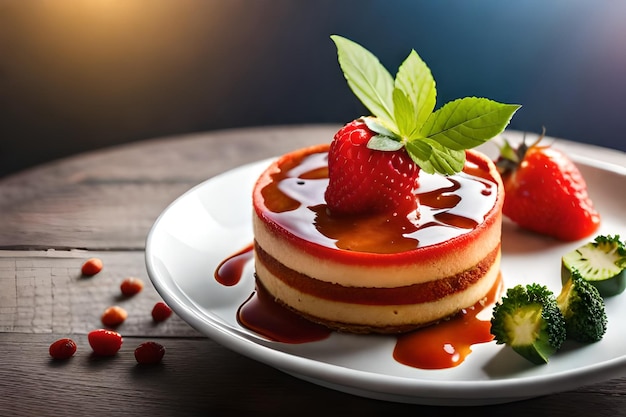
left=0, top=250, right=200, bottom=337
left=0, top=125, right=338, bottom=250
left=1, top=332, right=625, bottom=416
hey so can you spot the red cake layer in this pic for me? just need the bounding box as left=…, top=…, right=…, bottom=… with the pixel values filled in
left=254, top=242, right=500, bottom=305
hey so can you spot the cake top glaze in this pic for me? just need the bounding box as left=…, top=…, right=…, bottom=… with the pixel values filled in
left=253, top=144, right=503, bottom=255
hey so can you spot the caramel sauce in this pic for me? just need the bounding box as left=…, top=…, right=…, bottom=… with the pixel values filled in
left=260, top=150, right=497, bottom=253
left=237, top=280, right=332, bottom=344
left=308, top=204, right=419, bottom=253
left=393, top=275, right=502, bottom=369
left=214, top=243, right=254, bottom=286
left=215, top=246, right=502, bottom=369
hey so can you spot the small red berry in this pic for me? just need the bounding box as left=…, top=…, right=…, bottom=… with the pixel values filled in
left=81, top=258, right=103, bottom=276
left=49, top=338, right=77, bottom=360
left=88, top=329, right=123, bottom=356
left=134, top=341, right=165, bottom=364
left=120, top=277, right=144, bottom=296
left=101, top=306, right=128, bottom=327
left=151, top=302, right=172, bottom=322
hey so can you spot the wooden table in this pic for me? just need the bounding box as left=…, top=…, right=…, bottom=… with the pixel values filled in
left=1, top=125, right=625, bottom=416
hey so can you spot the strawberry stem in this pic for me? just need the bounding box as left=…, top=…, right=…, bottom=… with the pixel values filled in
left=496, top=127, right=547, bottom=176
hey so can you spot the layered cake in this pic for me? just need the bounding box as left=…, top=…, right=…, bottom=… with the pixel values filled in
left=252, top=141, right=504, bottom=333
left=251, top=35, right=518, bottom=334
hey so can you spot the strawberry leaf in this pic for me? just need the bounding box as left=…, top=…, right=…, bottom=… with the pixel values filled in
left=367, top=135, right=404, bottom=151
left=331, top=35, right=396, bottom=129
left=362, top=117, right=397, bottom=138
left=420, top=97, right=521, bottom=150
left=394, top=49, right=436, bottom=133
left=363, top=117, right=403, bottom=151
left=498, top=138, right=521, bottom=163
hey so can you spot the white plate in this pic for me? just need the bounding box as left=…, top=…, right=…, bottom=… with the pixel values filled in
left=145, top=134, right=626, bottom=406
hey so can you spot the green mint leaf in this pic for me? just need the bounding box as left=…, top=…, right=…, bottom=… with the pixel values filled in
left=367, top=135, right=404, bottom=151
left=405, top=139, right=432, bottom=164
left=332, top=35, right=521, bottom=176
left=392, top=88, right=419, bottom=138
left=419, top=139, right=466, bottom=175
left=420, top=97, right=521, bottom=150
left=407, top=139, right=465, bottom=175
left=394, top=50, right=436, bottom=131
left=331, top=35, right=396, bottom=129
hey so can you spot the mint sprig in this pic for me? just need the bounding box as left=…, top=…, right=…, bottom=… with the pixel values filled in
left=331, top=35, right=521, bottom=175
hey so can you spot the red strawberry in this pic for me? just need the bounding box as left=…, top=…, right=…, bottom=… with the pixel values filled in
left=496, top=133, right=600, bottom=241
left=324, top=119, right=420, bottom=215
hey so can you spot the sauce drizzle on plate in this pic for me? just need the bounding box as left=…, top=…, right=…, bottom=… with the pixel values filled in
left=215, top=246, right=502, bottom=369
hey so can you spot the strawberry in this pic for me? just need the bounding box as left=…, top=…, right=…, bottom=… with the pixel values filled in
left=496, top=132, right=600, bottom=241
left=324, top=119, right=420, bottom=215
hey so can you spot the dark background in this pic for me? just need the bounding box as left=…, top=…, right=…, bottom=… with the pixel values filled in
left=1, top=0, right=625, bottom=178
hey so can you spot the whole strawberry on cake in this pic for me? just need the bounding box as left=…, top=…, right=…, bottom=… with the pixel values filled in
left=252, top=35, right=520, bottom=334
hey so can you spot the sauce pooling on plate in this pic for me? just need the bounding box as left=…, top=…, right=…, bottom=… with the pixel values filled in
left=215, top=246, right=502, bottom=369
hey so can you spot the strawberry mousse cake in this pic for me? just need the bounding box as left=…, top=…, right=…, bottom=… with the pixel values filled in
left=253, top=140, right=504, bottom=333
left=251, top=35, right=518, bottom=334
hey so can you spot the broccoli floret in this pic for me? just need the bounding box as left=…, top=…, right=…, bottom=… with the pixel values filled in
left=556, top=269, right=608, bottom=343
left=490, top=284, right=566, bottom=364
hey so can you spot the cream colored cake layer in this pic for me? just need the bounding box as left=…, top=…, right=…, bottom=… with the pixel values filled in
left=253, top=213, right=502, bottom=288
left=255, top=252, right=501, bottom=332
